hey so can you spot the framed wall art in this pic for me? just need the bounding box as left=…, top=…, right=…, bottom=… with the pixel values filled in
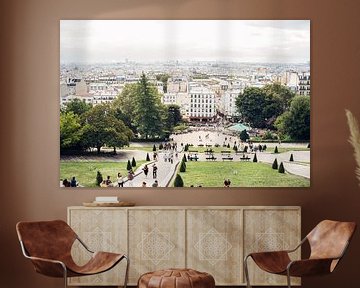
left=60, top=20, right=310, bottom=188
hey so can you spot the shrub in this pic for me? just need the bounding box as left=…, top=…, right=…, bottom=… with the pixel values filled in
left=131, top=157, right=136, bottom=167
left=263, top=144, right=267, bottom=151
left=272, top=158, right=278, bottom=169
left=153, top=144, right=157, bottom=151
left=180, top=160, right=186, bottom=172
left=184, top=144, right=189, bottom=152
left=146, top=153, right=150, bottom=161
left=253, top=153, right=258, bottom=162
left=274, top=146, right=279, bottom=153
left=182, top=154, right=187, bottom=162
left=96, top=171, right=103, bottom=186
left=159, top=143, right=164, bottom=150
left=227, top=143, right=230, bottom=148
left=233, top=145, right=238, bottom=152
left=174, top=174, right=184, bottom=187
left=240, top=129, right=250, bottom=141
left=289, top=154, right=294, bottom=162
left=127, top=160, right=132, bottom=171
left=244, top=146, right=248, bottom=153
left=278, top=162, right=285, bottom=173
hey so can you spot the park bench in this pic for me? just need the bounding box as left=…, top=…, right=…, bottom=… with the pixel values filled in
left=240, top=156, right=251, bottom=161
left=188, top=156, right=199, bottom=161
left=222, top=156, right=233, bottom=161
left=206, top=155, right=217, bottom=161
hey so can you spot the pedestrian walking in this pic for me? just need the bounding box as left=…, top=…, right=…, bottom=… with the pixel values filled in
left=142, top=164, right=149, bottom=177
left=152, top=164, right=158, bottom=178
left=117, top=172, right=124, bottom=187
left=127, top=169, right=134, bottom=187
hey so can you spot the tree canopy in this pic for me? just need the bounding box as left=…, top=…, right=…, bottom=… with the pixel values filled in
left=275, top=95, right=310, bottom=140
left=235, top=83, right=296, bottom=129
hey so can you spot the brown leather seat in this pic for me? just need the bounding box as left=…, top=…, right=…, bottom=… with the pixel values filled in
left=16, top=220, right=129, bottom=288
left=138, top=268, right=215, bottom=288
left=244, top=220, right=356, bottom=288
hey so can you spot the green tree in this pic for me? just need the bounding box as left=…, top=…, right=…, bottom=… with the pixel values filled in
left=275, top=96, right=310, bottom=140
left=64, top=98, right=92, bottom=116
left=183, top=154, right=187, bottom=162
left=153, top=144, right=157, bottom=151
left=289, top=154, right=294, bottom=162
left=274, top=146, right=279, bottom=153
left=236, top=87, right=267, bottom=128
left=253, top=153, right=258, bottom=162
left=263, top=83, right=295, bottom=111
left=146, top=153, right=150, bottom=161
left=180, top=161, right=186, bottom=172
left=127, top=160, right=132, bottom=171
left=236, top=84, right=294, bottom=129
left=96, top=171, right=103, bottom=186
left=112, top=83, right=138, bottom=134
left=132, top=157, right=136, bottom=167
left=156, top=73, right=170, bottom=93
left=165, top=105, right=182, bottom=132
left=278, top=162, right=285, bottom=173
left=174, top=174, right=184, bottom=187
left=60, top=111, right=82, bottom=150
left=272, top=158, right=278, bottom=169
left=134, top=73, right=165, bottom=139
left=82, top=104, right=133, bottom=153
left=239, top=130, right=250, bottom=142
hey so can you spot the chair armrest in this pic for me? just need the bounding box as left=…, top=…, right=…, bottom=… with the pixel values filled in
left=76, top=236, right=94, bottom=253
left=26, top=255, right=67, bottom=277
left=287, top=258, right=335, bottom=277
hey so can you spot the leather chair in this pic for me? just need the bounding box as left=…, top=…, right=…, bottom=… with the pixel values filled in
left=16, top=220, right=129, bottom=288
left=244, top=220, right=356, bottom=288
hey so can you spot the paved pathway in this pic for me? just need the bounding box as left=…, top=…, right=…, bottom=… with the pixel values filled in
left=122, top=151, right=181, bottom=187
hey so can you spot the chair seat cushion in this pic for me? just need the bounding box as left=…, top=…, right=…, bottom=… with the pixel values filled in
left=250, top=251, right=291, bottom=274
left=138, top=268, right=215, bottom=288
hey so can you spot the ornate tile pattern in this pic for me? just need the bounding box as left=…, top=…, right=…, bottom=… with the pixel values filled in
left=187, top=209, right=242, bottom=285
left=194, top=227, right=232, bottom=265
left=244, top=209, right=301, bottom=286
left=138, top=228, right=175, bottom=265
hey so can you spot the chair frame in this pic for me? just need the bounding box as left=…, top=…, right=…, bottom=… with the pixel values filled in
left=18, top=229, right=129, bottom=288
left=244, top=236, right=351, bottom=288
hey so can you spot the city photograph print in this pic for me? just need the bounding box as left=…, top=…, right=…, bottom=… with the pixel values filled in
left=60, top=20, right=310, bottom=188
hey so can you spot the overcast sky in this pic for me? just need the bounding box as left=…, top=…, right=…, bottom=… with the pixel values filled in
left=60, top=20, right=310, bottom=64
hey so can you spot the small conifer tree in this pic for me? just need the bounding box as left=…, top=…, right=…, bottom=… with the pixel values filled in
left=174, top=174, right=184, bottom=187
left=153, top=144, right=156, bottom=151
left=307, top=143, right=310, bottom=148
left=132, top=157, right=136, bottom=167
left=289, top=154, right=294, bottom=162
left=274, top=146, right=279, bottom=153
left=253, top=153, right=258, bottom=162
left=272, top=158, right=278, bottom=169
left=227, top=143, right=230, bottom=148
left=159, top=143, right=164, bottom=150
left=146, top=153, right=150, bottom=161
left=233, top=144, right=238, bottom=152
left=244, top=146, right=248, bottom=153
left=96, top=171, right=103, bottom=186
left=127, top=160, right=132, bottom=171
left=183, top=154, right=187, bottom=162
left=184, top=144, right=189, bottom=152
left=278, top=162, right=285, bottom=173
left=180, top=160, right=186, bottom=172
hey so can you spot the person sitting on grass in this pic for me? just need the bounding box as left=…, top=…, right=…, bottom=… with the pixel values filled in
left=105, top=175, right=112, bottom=186
left=100, top=180, right=108, bottom=187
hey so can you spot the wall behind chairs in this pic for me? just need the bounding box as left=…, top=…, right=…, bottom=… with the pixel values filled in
left=1, top=0, right=360, bottom=287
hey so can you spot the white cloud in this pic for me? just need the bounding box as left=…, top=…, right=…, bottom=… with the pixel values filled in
left=60, top=20, right=310, bottom=63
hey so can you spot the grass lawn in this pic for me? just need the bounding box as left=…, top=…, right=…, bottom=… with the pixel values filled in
left=60, top=161, right=146, bottom=187
left=178, top=161, right=310, bottom=187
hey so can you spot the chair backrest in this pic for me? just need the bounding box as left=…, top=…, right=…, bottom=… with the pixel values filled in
left=307, top=220, right=356, bottom=262
left=16, top=220, right=77, bottom=261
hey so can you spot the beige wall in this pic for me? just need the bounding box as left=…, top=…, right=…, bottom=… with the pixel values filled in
left=1, top=0, right=360, bottom=287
